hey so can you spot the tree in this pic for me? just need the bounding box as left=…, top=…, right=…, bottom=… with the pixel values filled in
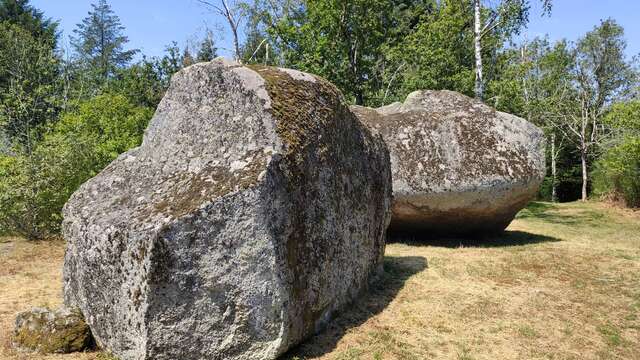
left=158, top=41, right=184, bottom=81
left=389, top=0, right=475, bottom=100
left=0, top=22, right=61, bottom=143
left=560, top=19, right=636, bottom=201
left=182, top=47, right=195, bottom=67
left=197, top=30, right=218, bottom=62
left=472, top=0, right=551, bottom=99
left=489, top=38, right=575, bottom=201
left=198, top=0, right=244, bottom=61
left=594, top=100, right=640, bottom=207
left=108, top=57, right=166, bottom=108
left=241, top=9, right=272, bottom=65
left=0, top=94, right=153, bottom=239
left=0, top=24, right=62, bottom=239
left=272, top=0, right=402, bottom=105
left=71, top=0, right=139, bottom=82
left=0, top=0, right=58, bottom=46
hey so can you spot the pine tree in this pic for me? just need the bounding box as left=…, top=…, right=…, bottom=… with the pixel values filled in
left=182, top=47, right=195, bottom=67
left=71, top=0, right=138, bottom=82
left=197, top=31, right=218, bottom=62
left=0, top=0, right=58, bottom=46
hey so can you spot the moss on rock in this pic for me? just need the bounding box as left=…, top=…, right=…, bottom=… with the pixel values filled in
left=13, top=307, right=93, bottom=354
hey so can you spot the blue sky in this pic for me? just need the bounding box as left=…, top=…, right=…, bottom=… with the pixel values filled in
left=31, top=0, right=640, bottom=60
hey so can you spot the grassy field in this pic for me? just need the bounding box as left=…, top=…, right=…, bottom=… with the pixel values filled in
left=1, top=201, right=639, bottom=360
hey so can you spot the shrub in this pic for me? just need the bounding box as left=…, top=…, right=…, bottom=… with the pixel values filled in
left=594, top=100, right=640, bottom=208
left=0, top=94, right=152, bottom=239
left=594, top=136, right=640, bottom=208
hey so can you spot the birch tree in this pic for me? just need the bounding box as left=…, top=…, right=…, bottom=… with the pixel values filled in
left=197, top=0, right=245, bottom=62
left=553, top=19, right=636, bottom=201
left=497, top=38, right=573, bottom=201
left=472, top=0, right=551, bottom=99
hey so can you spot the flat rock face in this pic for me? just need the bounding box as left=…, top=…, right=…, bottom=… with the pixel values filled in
left=13, top=307, right=92, bottom=354
left=62, top=59, right=392, bottom=360
left=352, top=90, right=545, bottom=235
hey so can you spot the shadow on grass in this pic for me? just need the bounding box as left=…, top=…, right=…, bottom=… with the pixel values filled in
left=387, top=230, right=561, bottom=248
left=280, top=256, right=427, bottom=359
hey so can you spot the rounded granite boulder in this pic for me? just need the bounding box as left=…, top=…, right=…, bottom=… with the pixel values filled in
left=352, top=90, right=545, bottom=236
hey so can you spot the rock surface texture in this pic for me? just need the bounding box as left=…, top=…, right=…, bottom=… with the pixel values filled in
left=352, top=90, right=545, bottom=235
left=13, top=307, right=92, bottom=354
left=62, top=59, right=392, bottom=360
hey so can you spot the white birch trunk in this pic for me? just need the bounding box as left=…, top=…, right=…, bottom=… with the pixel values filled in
left=551, top=133, right=558, bottom=203
left=474, top=0, right=484, bottom=100
left=581, top=147, right=588, bottom=201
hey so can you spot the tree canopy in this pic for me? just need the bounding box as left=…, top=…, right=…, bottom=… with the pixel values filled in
left=71, top=0, right=139, bottom=82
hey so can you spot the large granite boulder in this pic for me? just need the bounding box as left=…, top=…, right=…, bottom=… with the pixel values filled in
left=62, top=59, right=392, bottom=360
left=352, top=90, right=545, bottom=235
left=13, top=307, right=92, bottom=354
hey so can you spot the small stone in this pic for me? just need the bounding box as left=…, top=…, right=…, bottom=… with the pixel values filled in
left=13, top=307, right=92, bottom=354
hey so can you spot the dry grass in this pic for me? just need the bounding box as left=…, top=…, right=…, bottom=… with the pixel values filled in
left=0, top=238, right=102, bottom=360
left=285, top=202, right=640, bottom=360
left=1, top=201, right=639, bottom=359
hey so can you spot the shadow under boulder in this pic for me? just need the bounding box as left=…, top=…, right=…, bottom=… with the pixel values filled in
left=281, top=256, right=427, bottom=359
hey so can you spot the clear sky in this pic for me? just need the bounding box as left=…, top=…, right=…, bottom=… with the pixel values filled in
left=31, top=0, right=640, bottom=60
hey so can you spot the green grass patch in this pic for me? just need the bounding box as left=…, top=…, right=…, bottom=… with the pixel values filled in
left=518, top=325, right=539, bottom=339
left=598, top=324, right=623, bottom=346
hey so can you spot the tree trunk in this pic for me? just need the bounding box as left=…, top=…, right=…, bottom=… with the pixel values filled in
left=580, top=146, right=588, bottom=201
left=231, top=25, right=241, bottom=62
left=551, top=133, right=558, bottom=203
left=473, top=0, right=484, bottom=100
left=355, top=90, right=364, bottom=106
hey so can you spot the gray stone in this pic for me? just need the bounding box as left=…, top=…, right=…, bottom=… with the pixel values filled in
left=352, top=90, right=545, bottom=235
left=62, top=59, right=392, bottom=360
left=13, top=307, right=92, bottom=354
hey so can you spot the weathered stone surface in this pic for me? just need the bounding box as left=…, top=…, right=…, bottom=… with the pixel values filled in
left=352, top=90, right=545, bottom=235
left=13, top=307, right=92, bottom=354
left=62, top=59, right=392, bottom=360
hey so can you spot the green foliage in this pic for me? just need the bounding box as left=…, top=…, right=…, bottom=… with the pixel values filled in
left=273, top=0, right=407, bottom=105
left=605, top=100, right=640, bottom=132
left=159, top=41, right=184, bottom=79
left=594, top=137, right=640, bottom=208
left=0, top=152, right=61, bottom=238
left=44, top=94, right=152, bottom=176
left=197, top=30, right=218, bottom=63
left=594, top=101, right=640, bottom=207
left=71, top=0, right=139, bottom=82
left=108, top=58, right=166, bottom=108
left=575, top=19, right=635, bottom=109
left=390, top=0, right=475, bottom=99
left=0, top=22, right=61, bottom=142
left=0, top=95, right=152, bottom=239
left=267, top=0, right=539, bottom=106
left=0, top=0, right=58, bottom=46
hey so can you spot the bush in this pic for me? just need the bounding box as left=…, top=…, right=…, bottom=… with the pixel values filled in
left=0, top=152, right=61, bottom=238
left=0, top=94, right=152, bottom=239
left=593, top=136, right=640, bottom=208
